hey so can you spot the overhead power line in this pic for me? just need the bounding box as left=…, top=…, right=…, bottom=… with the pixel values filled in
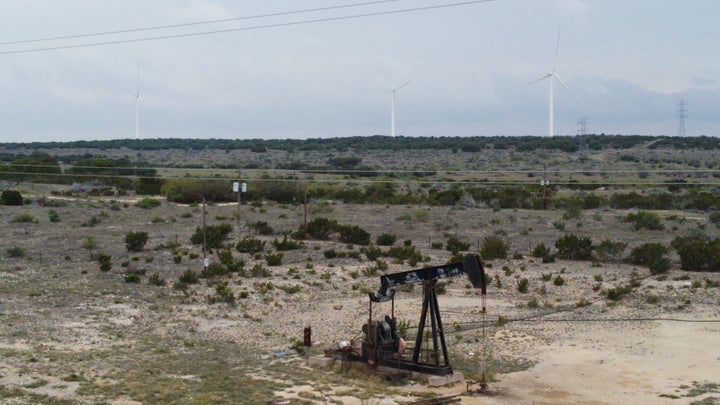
left=0, top=0, right=406, bottom=46
left=0, top=0, right=495, bottom=55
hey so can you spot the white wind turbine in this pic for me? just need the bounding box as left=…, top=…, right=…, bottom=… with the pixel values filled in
left=528, top=29, right=578, bottom=136
left=385, top=74, right=412, bottom=137
left=132, top=70, right=142, bottom=140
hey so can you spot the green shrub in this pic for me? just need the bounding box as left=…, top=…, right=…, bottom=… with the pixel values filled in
left=236, top=237, right=265, bottom=253
left=1, top=190, right=23, bottom=206
left=338, top=224, right=371, bottom=246
left=671, top=236, right=720, bottom=272
left=555, top=233, right=593, bottom=260
left=305, top=217, right=338, bottom=240
left=48, top=210, right=61, bottom=222
left=11, top=213, right=38, bottom=223
left=6, top=246, right=25, bottom=258
left=623, top=210, right=664, bottom=231
left=98, top=254, right=112, bottom=272
left=532, top=243, right=550, bottom=258
left=627, top=242, right=670, bottom=274
left=563, top=206, right=581, bottom=220
left=387, top=245, right=422, bottom=264
left=250, top=221, right=273, bottom=235
left=323, top=249, right=338, bottom=259
left=594, top=240, right=627, bottom=262
left=148, top=272, right=166, bottom=286
left=272, top=234, right=303, bottom=250
left=191, top=224, right=232, bottom=249
left=553, top=275, right=565, bottom=286
left=376, top=233, right=397, bottom=246
left=480, top=235, right=508, bottom=260
left=208, top=281, right=235, bottom=304
left=201, top=262, right=229, bottom=278
left=179, top=269, right=200, bottom=284
left=516, top=278, right=529, bottom=293
left=361, top=245, right=382, bottom=261
left=135, top=198, right=162, bottom=209
left=265, top=252, right=283, bottom=266
left=446, top=236, right=470, bottom=254
left=124, top=274, right=141, bottom=283
left=125, top=231, right=149, bottom=252
left=250, top=263, right=272, bottom=277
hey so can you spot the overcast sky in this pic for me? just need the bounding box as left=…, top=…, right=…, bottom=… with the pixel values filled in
left=0, top=0, right=718, bottom=143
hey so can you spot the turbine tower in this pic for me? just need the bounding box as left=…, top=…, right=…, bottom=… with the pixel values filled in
left=133, top=70, right=142, bottom=140
left=385, top=74, right=411, bottom=137
left=529, top=29, right=578, bottom=136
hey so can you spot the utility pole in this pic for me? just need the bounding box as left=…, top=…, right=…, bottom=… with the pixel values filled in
left=236, top=164, right=242, bottom=229
left=202, top=196, right=208, bottom=270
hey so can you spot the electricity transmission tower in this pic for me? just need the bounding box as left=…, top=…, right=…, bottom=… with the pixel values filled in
left=677, top=100, right=687, bottom=137
left=577, top=117, right=589, bottom=157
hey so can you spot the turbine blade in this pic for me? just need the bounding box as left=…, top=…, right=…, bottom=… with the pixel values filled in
left=525, top=73, right=552, bottom=86
left=397, top=80, right=412, bottom=90
left=382, top=70, right=394, bottom=89
left=553, top=73, right=578, bottom=103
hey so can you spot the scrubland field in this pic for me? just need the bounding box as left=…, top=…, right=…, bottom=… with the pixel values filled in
left=1, top=140, right=720, bottom=404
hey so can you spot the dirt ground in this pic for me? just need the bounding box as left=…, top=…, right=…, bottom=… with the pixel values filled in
left=1, top=189, right=719, bottom=404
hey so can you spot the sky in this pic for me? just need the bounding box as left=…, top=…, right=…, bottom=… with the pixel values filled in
left=0, top=0, right=718, bottom=143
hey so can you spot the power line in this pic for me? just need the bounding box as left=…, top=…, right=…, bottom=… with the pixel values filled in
left=0, top=0, right=406, bottom=46
left=0, top=0, right=496, bottom=55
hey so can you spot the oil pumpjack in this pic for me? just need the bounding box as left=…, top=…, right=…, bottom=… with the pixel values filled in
left=335, top=254, right=486, bottom=376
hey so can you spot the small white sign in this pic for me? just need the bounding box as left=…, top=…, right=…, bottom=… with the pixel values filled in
left=233, top=181, right=239, bottom=192
left=241, top=182, right=247, bottom=193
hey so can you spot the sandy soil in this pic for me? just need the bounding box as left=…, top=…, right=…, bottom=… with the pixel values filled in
left=1, top=193, right=719, bottom=404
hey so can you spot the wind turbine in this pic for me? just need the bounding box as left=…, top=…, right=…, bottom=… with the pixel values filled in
left=528, top=29, right=578, bottom=136
left=132, top=69, right=142, bottom=140
left=385, top=74, right=411, bottom=137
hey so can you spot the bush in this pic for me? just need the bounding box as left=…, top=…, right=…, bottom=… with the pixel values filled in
left=135, top=198, right=162, bottom=209
left=671, top=236, right=720, bottom=272
left=445, top=236, right=470, bottom=254
left=236, top=237, right=265, bottom=253
left=251, top=221, right=273, bottom=235
left=387, top=245, right=422, bottom=264
left=553, top=275, right=565, bottom=286
left=265, top=252, right=283, bottom=266
left=272, top=234, right=303, bottom=250
left=532, top=243, right=550, bottom=258
left=124, top=274, right=141, bottom=283
left=98, top=254, right=112, bottom=272
left=148, top=272, right=166, bottom=286
left=627, top=242, right=670, bottom=274
left=594, top=240, right=627, bottom=262
left=323, top=249, right=338, bottom=259
left=48, top=210, right=61, bottom=222
left=337, top=224, right=371, bottom=246
left=376, top=233, right=397, bottom=246
left=516, top=278, right=529, bottom=293
left=179, top=269, right=200, bottom=283
left=125, top=231, right=149, bottom=252
left=305, top=217, right=338, bottom=240
left=554, top=234, right=593, bottom=260
left=480, top=236, right=508, bottom=260
left=191, top=224, right=233, bottom=249
left=623, top=210, right=664, bottom=231
left=6, top=246, right=25, bottom=258
left=361, top=245, right=383, bottom=261
left=1, top=190, right=23, bottom=206
left=208, top=281, right=235, bottom=304
left=11, top=213, right=38, bottom=223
